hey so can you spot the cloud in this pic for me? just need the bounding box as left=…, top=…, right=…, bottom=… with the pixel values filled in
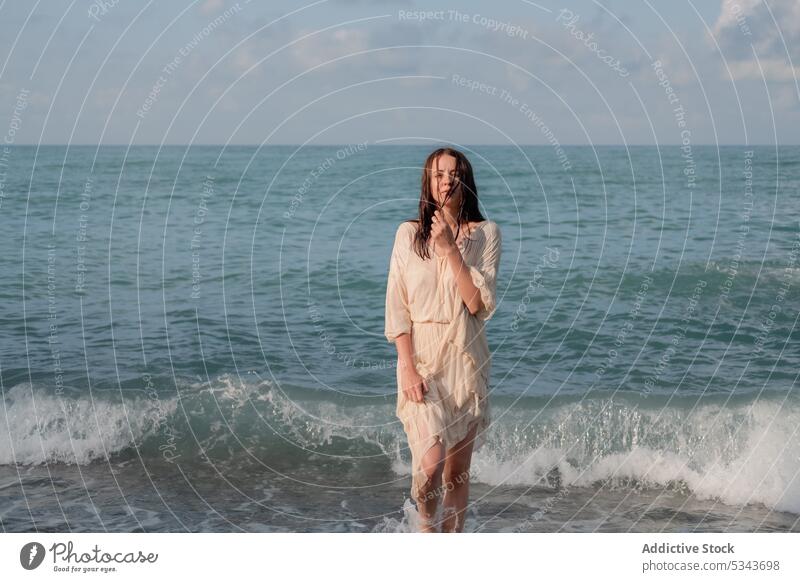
left=290, top=27, right=372, bottom=71
left=712, top=0, right=800, bottom=81
left=200, top=0, right=225, bottom=16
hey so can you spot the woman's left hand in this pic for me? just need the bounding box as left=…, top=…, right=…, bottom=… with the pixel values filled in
left=431, top=210, right=457, bottom=256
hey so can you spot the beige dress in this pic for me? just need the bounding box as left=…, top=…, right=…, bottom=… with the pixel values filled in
left=384, top=219, right=502, bottom=500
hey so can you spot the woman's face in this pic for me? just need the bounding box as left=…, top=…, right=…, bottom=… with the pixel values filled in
left=429, top=154, right=460, bottom=212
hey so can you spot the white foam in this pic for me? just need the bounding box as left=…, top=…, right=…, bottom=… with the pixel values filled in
left=3, top=376, right=798, bottom=516
left=471, top=398, right=800, bottom=514
left=0, top=382, right=176, bottom=465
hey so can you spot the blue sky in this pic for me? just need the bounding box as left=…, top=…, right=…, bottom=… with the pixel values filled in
left=0, top=0, right=798, bottom=144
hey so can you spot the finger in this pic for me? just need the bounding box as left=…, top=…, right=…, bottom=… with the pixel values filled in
left=421, top=379, right=429, bottom=393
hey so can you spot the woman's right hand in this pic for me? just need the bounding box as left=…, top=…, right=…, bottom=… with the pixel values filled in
left=401, top=364, right=429, bottom=403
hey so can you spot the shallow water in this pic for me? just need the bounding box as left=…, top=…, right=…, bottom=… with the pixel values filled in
left=1, top=145, right=798, bottom=532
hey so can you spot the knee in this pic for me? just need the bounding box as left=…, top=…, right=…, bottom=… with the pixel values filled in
left=443, top=463, right=471, bottom=487
left=421, top=457, right=444, bottom=486
left=416, top=465, right=444, bottom=502
left=420, top=441, right=445, bottom=477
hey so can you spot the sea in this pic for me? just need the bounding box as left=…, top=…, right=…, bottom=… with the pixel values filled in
left=0, top=144, right=798, bottom=532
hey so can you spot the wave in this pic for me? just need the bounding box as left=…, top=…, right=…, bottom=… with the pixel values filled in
left=1, top=375, right=798, bottom=515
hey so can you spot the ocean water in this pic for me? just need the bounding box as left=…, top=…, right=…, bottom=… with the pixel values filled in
left=0, top=144, right=798, bottom=532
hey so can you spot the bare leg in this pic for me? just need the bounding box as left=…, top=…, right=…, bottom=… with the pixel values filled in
left=440, top=422, right=478, bottom=533
left=415, top=437, right=445, bottom=533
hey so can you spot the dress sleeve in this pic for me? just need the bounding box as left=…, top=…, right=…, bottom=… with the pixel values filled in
left=384, top=223, right=413, bottom=343
left=468, top=221, right=502, bottom=321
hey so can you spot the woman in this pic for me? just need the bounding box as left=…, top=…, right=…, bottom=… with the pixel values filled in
left=385, top=147, right=502, bottom=533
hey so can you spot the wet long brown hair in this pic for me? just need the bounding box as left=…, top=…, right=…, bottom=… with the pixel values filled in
left=407, top=147, right=485, bottom=260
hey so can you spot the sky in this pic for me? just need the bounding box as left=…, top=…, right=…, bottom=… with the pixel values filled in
left=0, top=0, right=798, bottom=145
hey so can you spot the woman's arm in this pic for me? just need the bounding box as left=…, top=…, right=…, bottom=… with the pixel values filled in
left=444, top=246, right=485, bottom=315
left=430, top=210, right=484, bottom=315
left=394, top=332, right=428, bottom=402
left=385, top=223, right=427, bottom=402
left=394, top=332, right=415, bottom=372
